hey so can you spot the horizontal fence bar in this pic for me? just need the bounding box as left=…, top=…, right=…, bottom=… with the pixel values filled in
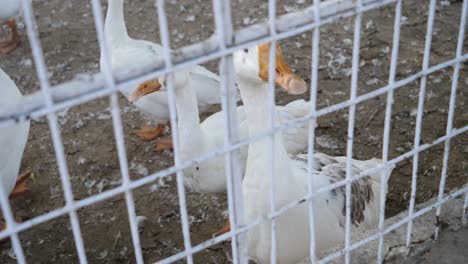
left=1, top=48, right=466, bottom=138
left=0, top=0, right=398, bottom=126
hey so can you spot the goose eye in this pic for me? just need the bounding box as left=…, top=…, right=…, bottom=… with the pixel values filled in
left=243, top=49, right=249, bottom=53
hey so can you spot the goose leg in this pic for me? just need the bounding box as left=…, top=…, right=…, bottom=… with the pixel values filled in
left=154, top=136, right=173, bottom=152
left=0, top=216, right=22, bottom=239
left=213, top=219, right=230, bottom=237
left=9, top=171, right=30, bottom=199
left=2, top=180, right=27, bottom=237
left=0, top=19, right=20, bottom=54
left=135, top=124, right=165, bottom=141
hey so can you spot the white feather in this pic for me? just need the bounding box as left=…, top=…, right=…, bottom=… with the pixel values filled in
left=0, top=67, right=30, bottom=196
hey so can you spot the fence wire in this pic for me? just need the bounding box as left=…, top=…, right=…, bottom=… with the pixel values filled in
left=0, top=0, right=467, bottom=264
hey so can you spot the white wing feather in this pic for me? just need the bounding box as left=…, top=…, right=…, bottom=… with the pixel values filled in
left=0, top=68, right=30, bottom=195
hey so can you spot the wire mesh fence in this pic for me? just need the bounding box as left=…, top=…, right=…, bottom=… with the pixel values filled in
left=0, top=0, right=467, bottom=263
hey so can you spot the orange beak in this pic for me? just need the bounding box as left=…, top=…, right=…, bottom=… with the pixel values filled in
left=128, top=79, right=162, bottom=102
left=257, top=43, right=307, bottom=95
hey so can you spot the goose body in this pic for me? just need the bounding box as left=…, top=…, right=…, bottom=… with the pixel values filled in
left=233, top=45, right=395, bottom=263
left=0, top=0, right=21, bottom=20
left=100, top=0, right=227, bottom=125
left=0, top=67, right=30, bottom=196
left=184, top=100, right=311, bottom=193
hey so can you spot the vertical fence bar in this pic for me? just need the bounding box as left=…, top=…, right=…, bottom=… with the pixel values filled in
left=306, top=0, right=321, bottom=263
left=89, top=0, right=144, bottom=263
left=344, top=1, right=362, bottom=263
left=267, top=42, right=278, bottom=264
left=20, top=0, right=88, bottom=263
left=212, top=0, right=247, bottom=263
left=218, top=57, right=245, bottom=263
left=405, top=0, right=437, bottom=254
left=434, top=0, right=467, bottom=240
left=377, top=1, right=402, bottom=263
left=463, top=194, right=468, bottom=226
left=156, top=1, right=194, bottom=263
left=267, top=0, right=278, bottom=263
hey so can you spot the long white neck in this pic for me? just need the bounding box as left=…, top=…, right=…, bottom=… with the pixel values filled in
left=173, top=77, right=203, bottom=161
left=236, top=77, right=291, bottom=188
left=105, top=0, right=130, bottom=45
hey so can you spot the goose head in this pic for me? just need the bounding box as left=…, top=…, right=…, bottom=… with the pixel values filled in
left=129, top=69, right=190, bottom=102
left=233, top=43, right=307, bottom=95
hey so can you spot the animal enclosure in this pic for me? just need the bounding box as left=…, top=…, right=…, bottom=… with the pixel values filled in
left=0, top=0, right=467, bottom=263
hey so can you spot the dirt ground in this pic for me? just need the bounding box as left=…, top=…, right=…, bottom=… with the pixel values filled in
left=388, top=228, right=468, bottom=264
left=0, top=0, right=467, bottom=263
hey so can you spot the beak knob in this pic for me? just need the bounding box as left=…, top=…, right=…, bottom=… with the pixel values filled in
left=286, top=78, right=307, bottom=95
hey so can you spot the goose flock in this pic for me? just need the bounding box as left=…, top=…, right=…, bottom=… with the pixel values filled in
left=0, top=0, right=395, bottom=263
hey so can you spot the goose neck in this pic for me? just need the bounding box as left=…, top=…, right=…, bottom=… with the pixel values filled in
left=105, top=0, right=130, bottom=44
left=173, top=81, right=203, bottom=159
left=236, top=77, right=290, bottom=179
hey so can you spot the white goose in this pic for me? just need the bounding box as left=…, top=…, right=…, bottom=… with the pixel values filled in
left=101, top=0, right=226, bottom=149
left=0, top=67, right=30, bottom=228
left=129, top=43, right=311, bottom=194
left=232, top=44, right=395, bottom=263
left=0, top=0, right=21, bottom=54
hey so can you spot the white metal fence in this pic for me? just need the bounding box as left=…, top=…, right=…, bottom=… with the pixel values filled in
left=0, top=0, right=467, bottom=263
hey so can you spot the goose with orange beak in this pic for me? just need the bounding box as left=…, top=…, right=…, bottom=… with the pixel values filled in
left=130, top=43, right=315, bottom=232
left=233, top=44, right=395, bottom=263
left=101, top=0, right=228, bottom=150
